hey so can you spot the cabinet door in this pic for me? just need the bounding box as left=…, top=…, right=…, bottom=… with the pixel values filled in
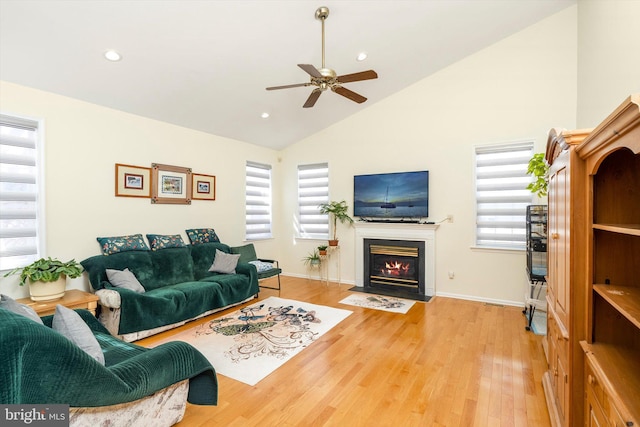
left=586, top=392, right=608, bottom=427
left=549, top=164, right=570, bottom=329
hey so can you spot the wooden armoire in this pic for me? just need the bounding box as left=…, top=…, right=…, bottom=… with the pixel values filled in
left=543, top=94, right=640, bottom=427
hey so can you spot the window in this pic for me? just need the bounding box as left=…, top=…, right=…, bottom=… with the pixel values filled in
left=245, top=161, right=272, bottom=240
left=0, top=114, right=43, bottom=271
left=475, top=141, right=533, bottom=250
left=297, top=163, right=329, bottom=239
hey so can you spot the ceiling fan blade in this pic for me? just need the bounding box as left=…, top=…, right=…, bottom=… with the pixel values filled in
left=303, top=89, right=322, bottom=108
left=332, top=86, right=367, bottom=104
left=266, top=83, right=310, bottom=91
left=336, top=70, right=378, bottom=83
left=298, top=64, right=323, bottom=78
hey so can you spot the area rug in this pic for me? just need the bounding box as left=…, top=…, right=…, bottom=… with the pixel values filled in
left=151, top=297, right=352, bottom=386
left=339, top=293, right=415, bottom=314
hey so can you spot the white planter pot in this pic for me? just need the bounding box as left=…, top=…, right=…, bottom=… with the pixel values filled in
left=28, top=275, right=67, bottom=301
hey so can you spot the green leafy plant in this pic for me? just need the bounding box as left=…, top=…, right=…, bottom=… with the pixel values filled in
left=526, top=153, right=549, bottom=198
left=4, top=257, right=84, bottom=286
left=302, top=250, right=322, bottom=267
left=317, top=245, right=328, bottom=255
left=318, top=200, right=354, bottom=243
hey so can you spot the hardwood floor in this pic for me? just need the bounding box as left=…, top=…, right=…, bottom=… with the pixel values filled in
left=137, top=276, right=551, bottom=427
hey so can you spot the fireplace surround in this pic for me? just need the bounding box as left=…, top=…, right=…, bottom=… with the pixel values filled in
left=354, top=222, right=437, bottom=300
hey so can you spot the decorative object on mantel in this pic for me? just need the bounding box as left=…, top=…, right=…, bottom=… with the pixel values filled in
left=191, top=173, right=216, bottom=201
left=115, top=164, right=151, bottom=198
left=151, top=163, right=192, bottom=204
left=3, top=257, right=84, bottom=301
left=318, top=200, right=354, bottom=246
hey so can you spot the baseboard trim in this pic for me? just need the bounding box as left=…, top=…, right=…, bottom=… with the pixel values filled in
left=435, top=292, right=523, bottom=308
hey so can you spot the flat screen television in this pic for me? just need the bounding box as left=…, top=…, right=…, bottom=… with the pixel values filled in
left=353, top=170, right=429, bottom=219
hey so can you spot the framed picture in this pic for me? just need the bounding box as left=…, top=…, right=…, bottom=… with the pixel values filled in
left=151, top=163, right=192, bottom=204
left=115, top=164, right=151, bottom=198
left=192, top=173, right=216, bottom=201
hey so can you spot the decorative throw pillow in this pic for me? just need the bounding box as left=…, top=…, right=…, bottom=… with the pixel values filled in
left=208, top=249, right=240, bottom=274
left=146, top=234, right=186, bottom=251
left=249, top=260, right=275, bottom=273
left=0, top=294, right=44, bottom=324
left=186, top=228, right=220, bottom=245
left=96, top=234, right=149, bottom=255
left=52, top=305, right=105, bottom=365
left=105, top=268, right=145, bottom=293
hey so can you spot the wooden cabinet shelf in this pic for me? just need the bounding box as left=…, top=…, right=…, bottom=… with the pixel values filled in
left=581, top=341, right=640, bottom=425
left=593, top=284, right=640, bottom=329
left=593, top=223, right=640, bottom=236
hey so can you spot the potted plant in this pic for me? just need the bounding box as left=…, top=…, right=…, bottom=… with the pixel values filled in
left=526, top=153, right=549, bottom=198
left=317, top=245, right=328, bottom=256
left=4, top=257, right=84, bottom=301
left=302, top=250, right=322, bottom=268
left=318, top=200, right=354, bottom=246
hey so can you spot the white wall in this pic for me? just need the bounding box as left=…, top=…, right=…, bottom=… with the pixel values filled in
left=0, top=81, right=280, bottom=298
left=279, top=6, right=578, bottom=305
left=577, top=0, right=640, bottom=127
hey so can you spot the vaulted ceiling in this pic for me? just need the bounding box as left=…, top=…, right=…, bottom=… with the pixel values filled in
left=0, top=0, right=575, bottom=149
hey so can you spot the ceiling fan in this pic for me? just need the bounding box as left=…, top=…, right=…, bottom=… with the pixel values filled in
left=266, top=6, right=378, bottom=108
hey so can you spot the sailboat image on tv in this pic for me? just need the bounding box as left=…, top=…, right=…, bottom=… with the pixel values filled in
left=353, top=170, right=429, bottom=219
left=380, top=186, right=396, bottom=209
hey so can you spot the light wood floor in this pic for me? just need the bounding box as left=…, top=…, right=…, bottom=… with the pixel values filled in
left=137, top=276, right=551, bottom=427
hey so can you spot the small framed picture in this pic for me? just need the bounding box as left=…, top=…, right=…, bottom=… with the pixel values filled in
left=151, top=163, right=192, bottom=204
left=115, top=164, right=151, bottom=198
left=192, top=173, right=216, bottom=201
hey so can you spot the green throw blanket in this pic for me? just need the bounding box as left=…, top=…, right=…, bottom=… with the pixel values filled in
left=0, top=308, right=218, bottom=407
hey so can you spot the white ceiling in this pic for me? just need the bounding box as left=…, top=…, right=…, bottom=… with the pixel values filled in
left=0, top=0, right=575, bottom=150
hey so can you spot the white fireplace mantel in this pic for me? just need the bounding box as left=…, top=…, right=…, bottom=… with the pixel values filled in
left=354, top=222, right=438, bottom=296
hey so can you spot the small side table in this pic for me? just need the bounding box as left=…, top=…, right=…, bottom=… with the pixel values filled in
left=17, top=289, right=99, bottom=317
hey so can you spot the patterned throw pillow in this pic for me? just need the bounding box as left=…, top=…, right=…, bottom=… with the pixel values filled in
left=96, top=234, right=149, bottom=255
left=146, top=234, right=185, bottom=251
left=249, top=260, right=274, bottom=273
left=186, top=228, right=221, bottom=245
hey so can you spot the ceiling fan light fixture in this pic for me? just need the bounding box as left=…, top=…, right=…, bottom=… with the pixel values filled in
left=261, top=112, right=270, bottom=119
left=104, top=50, right=122, bottom=62
left=356, top=52, right=368, bottom=61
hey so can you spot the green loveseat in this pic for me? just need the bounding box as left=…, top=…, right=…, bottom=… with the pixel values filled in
left=0, top=307, right=217, bottom=425
left=81, top=242, right=259, bottom=342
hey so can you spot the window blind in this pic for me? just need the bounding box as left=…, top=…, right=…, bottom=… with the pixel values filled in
left=475, top=141, right=534, bottom=250
left=0, top=115, right=41, bottom=270
left=245, top=161, right=272, bottom=240
left=297, top=163, right=329, bottom=239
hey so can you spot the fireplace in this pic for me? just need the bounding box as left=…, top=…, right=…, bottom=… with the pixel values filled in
left=354, top=222, right=437, bottom=299
left=364, top=239, right=425, bottom=296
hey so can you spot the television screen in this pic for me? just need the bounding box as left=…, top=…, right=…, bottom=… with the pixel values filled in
left=353, top=170, right=429, bottom=219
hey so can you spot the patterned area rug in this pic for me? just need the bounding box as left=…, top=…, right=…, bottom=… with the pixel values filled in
left=152, top=297, right=352, bottom=386
left=339, top=293, right=415, bottom=314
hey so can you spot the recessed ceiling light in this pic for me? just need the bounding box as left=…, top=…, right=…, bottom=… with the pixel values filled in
left=104, top=50, right=122, bottom=62
left=261, top=112, right=270, bottom=119
left=356, top=52, right=368, bottom=61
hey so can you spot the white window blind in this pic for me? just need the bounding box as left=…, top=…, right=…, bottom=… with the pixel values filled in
left=245, top=161, right=272, bottom=240
left=0, top=115, right=42, bottom=271
left=297, top=163, right=329, bottom=239
left=475, top=141, right=534, bottom=250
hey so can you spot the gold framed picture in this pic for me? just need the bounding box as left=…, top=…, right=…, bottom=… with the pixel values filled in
left=151, top=163, right=192, bottom=204
left=192, top=173, right=216, bottom=201
left=115, top=164, right=152, bottom=198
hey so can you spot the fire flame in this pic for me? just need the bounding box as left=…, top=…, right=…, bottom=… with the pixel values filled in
left=381, top=261, right=410, bottom=276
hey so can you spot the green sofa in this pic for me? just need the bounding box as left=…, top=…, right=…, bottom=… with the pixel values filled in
left=81, top=242, right=259, bottom=342
left=0, top=307, right=217, bottom=424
